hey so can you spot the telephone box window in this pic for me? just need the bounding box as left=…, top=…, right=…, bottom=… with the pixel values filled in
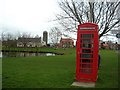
left=80, top=59, right=93, bottom=63
left=80, top=69, right=92, bottom=74
left=82, top=49, right=93, bottom=53
left=81, top=34, right=94, bottom=38
left=81, top=39, right=90, bottom=43
left=81, top=64, right=92, bottom=68
left=81, top=39, right=94, bottom=44
left=81, top=54, right=93, bottom=58
left=82, top=44, right=93, bottom=48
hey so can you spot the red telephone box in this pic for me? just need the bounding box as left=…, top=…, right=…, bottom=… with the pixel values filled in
left=76, top=23, right=99, bottom=82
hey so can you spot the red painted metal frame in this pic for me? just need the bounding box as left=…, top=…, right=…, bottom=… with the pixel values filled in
left=76, top=23, right=99, bottom=82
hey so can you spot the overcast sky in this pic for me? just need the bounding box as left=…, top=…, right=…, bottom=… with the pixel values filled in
left=0, top=0, right=118, bottom=43
left=1, top=0, right=61, bottom=37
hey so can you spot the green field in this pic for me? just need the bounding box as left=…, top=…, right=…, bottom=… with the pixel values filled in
left=2, top=48, right=118, bottom=88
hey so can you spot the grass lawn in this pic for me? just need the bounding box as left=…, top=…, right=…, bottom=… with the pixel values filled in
left=2, top=48, right=118, bottom=88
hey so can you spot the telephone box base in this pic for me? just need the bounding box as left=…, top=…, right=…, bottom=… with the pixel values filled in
left=71, top=81, right=95, bottom=88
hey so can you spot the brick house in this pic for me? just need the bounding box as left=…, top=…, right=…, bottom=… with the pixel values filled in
left=59, top=38, right=74, bottom=48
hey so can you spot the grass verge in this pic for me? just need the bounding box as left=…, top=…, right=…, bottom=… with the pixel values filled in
left=2, top=48, right=118, bottom=88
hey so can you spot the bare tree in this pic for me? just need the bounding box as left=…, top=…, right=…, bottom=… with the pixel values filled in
left=18, top=32, right=32, bottom=38
left=57, top=0, right=120, bottom=38
left=1, top=32, right=12, bottom=41
left=1, top=31, right=20, bottom=41
left=6, top=33, right=14, bottom=41
left=1, top=32, right=17, bottom=47
left=1, top=31, right=6, bottom=41
left=49, top=27, right=62, bottom=46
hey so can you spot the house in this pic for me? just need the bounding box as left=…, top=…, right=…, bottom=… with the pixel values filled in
left=17, top=37, right=43, bottom=47
left=59, top=38, right=74, bottom=48
left=100, top=41, right=119, bottom=50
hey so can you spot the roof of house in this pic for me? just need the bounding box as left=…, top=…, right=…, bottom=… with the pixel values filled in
left=17, top=37, right=41, bottom=43
left=60, top=38, right=74, bottom=42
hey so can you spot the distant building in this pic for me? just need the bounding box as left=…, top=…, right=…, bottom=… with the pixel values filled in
left=59, top=38, right=74, bottom=48
left=17, top=37, right=42, bottom=47
left=2, top=40, right=17, bottom=47
left=99, top=41, right=118, bottom=50
left=43, top=31, right=48, bottom=45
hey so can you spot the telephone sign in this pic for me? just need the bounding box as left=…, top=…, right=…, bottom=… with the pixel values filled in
left=76, top=23, right=99, bottom=82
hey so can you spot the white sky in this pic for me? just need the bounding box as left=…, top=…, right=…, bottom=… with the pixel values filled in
left=0, top=0, right=118, bottom=44
left=0, top=0, right=60, bottom=37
